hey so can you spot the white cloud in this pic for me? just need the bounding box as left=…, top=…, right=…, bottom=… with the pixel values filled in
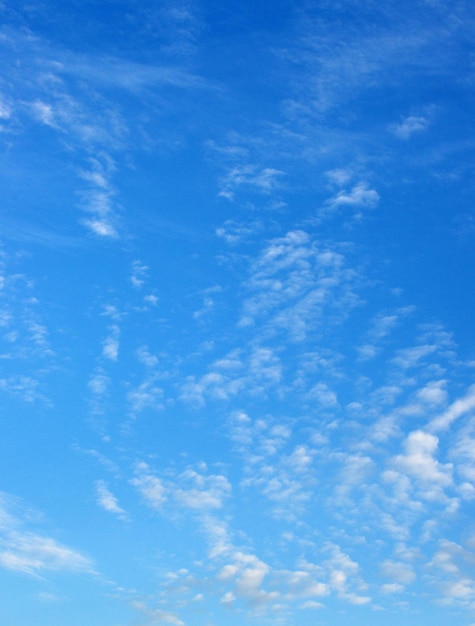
left=62, top=55, right=207, bottom=92
left=449, top=414, right=475, bottom=488
left=130, top=600, right=185, bottom=626
left=323, top=544, right=370, bottom=605
left=30, top=100, right=56, bottom=126
left=417, top=380, right=448, bottom=406
left=0, top=97, right=11, bottom=121
left=95, top=481, right=127, bottom=520
left=131, top=463, right=167, bottom=510
left=83, top=217, right=118, bottom=238
left=391, top=430, right=453, bottom=503
left=229, top=413, right=317, bottom=516
left=391, top=115, right=430, bottom=139
left=238, top=230, right=360, bottom=340
left=144, top=294, right=159, bottom=306
left=180, top=345, right=283, bottom=407
left=102, top=325, right=120, bottom=361
left=300, top=599, right=325, bottom=608
left=130, top=260, right=149, bottom=288
left=88, top=372, right=109, bottom=396
left=327, top=182, right=379, bottom=210
left=325, top=168, right=353, bottom=186
left=0, top=533, right=92, bottom=575
left=332, top=454, right=374, bottom=507
left=78, top=155, right=120, bottom=239
left=131, top=464, right=231, bottom=514
left=279, top=569, right=328, bottom=600
left=218, top=165, right=285, bottom=200
left=0, top=375, right=45, bottom=403
left=357, top=307, right=415, bottom=361
left=217, top=551, right=279, bottom=609
left=391, top=343, right=439, bottom=369
left=381, top=560, right=415, bottom=585
left=307, top=381, right=338, bottom=407
left=429, top=540, right=475, bottom=606
left=173, top=470, right=231, bottom=510
left=87, top=370, right=111, bottom=425
left=216, top=219, right=263, bottom=245
left=0, top=493, right=93, bottom=576
left=127, top=377, right=164, bottom=413
left=136, top=346, right=159, bottom=368
left=381, top=582, right=404, bottom=594
left=202, top=515, right=233, bottom=560
left=429, top=385, right=475, bottom=433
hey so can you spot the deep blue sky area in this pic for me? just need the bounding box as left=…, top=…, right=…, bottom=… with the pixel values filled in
left=1, top=1, right=475, bottom=625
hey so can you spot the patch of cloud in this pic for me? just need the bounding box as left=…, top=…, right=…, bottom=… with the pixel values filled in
left=0, top=533, right=92, bottom=576
left=218, top=165, right=285, bottom=200
left=180, top=346, right=282, bottom=408
left=61, top=55, right=209, bottom=93
left=95, top=480, right=128, bottom=520
left=130, top=260, right=149, bottom=289
left=307, top=381, right=339, bottom=407
left=0, top=96, right=11, bottom=122
left=143, top=294, right=159, bottom=306
left=216, top=219, right=263, bottom=245
left=127, top=376, right=164, bottom=414
left=131, top=463, right=231, bottom=514
left=83, top=217, right=118, bottom=238
left=173, top=469, right=231, bottom=510
left=381, top=559, right=416, bottom=585
left=325, top=168, right=353, bottom=186
left=218, top=551, right=279, bottom=609
left=429, top=539, right=475, bottom=607
left=130, top=600, right=184, bottom=626
left=30, top=100, right=56, bottom=127
left=0, top=375, right=46, bottom=403
left=390, top=430, right=453, bottom=504
left=131, top=463, right=167, bottom=510
left=428, top=385, right=475, bottom=433
left=79, top=156, right=120, bottom=238
left=102, top=324, right=120, bottom=361
left=357, top=307, right=415, bottom=361
left=0, top=492, right=93, bottom=576
left=0, top=265, right=54, bottom=368
left=279, top=569, right=328, bottom=601
left=331, top=453, right=375, bottom=508
left=136, top=346, right=159, bottom=368
left=88, top=371, right=110, bottom=397
left=238, top=230, right=361, bottom=341
left=323, top=544, right=370, bottom=605
left=390, top=114, right=430, bottom=139
left=326, top=182, right=379, bottom=211
left=449, top=414, right=475, bottom=488
left=229, top=412, right=317, bottom=518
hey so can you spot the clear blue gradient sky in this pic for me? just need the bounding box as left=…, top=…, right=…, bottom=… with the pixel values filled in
left=1, top=1, right=475, bottom=625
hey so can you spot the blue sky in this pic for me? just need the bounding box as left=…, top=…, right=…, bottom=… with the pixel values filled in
left=1, top=1, right=475, bottom=624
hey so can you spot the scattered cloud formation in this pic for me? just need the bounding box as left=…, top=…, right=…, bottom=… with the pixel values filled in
left=1, top=1, right=475, bottom=624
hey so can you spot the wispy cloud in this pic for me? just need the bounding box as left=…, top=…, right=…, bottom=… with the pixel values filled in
left=129, top=600, right=185, bottom=626
left=79, top=156, right=120, bottom=238
left=326, top=182, right=380, bottom=212
left=390, top=114, right=431, bottom=139
left=95, top=480, right=128, bottom=521
left=218, top=165, right=285, bottom=201
left=102, top=324, right=120, bottom=361
left=238, top=230, right=361, bottom=340
left=0, top=492, right=93, bottom=576
left=131, top=462, right=231, bottom=513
